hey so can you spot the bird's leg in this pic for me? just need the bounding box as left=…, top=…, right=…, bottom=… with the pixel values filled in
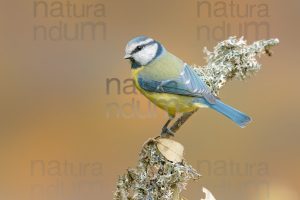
left=161, top=116, right=175, bottom=138
left=170, top=109, right=198, bottom=133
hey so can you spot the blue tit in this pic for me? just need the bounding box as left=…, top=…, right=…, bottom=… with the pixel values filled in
left=124, top=36, right=251, bottom=137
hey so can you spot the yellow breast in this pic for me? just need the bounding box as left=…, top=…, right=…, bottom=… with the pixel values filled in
left=131, top=67, right=199, bottom=116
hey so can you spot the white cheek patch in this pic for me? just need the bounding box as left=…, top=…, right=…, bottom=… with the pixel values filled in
left=133, top=43, right=158, bottom=65
left=126, top=38, right=154, bottom=56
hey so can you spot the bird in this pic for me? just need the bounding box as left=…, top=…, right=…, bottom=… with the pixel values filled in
left=124, top=36, right=251, bottom=137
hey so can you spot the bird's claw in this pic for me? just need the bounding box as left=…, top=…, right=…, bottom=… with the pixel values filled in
left=161, top=127, right=175, bottom=138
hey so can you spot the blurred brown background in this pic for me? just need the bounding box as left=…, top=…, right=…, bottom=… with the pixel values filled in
left=0, top=0, right=299, bottom=199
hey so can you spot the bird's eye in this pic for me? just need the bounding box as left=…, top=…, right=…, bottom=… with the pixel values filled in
left=136, top=45, right=143, bottom=50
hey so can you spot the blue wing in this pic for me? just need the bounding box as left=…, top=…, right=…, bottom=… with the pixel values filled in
left=138, top=64, right=216, bottom=104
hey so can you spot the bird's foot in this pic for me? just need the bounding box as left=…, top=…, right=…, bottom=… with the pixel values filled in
left=161, top=127, right=175, bottom=138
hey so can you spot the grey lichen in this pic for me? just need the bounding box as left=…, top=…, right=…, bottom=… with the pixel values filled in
left=193, top=36, right=279, bottom=95
left=114, top=139, right=200, bottom=200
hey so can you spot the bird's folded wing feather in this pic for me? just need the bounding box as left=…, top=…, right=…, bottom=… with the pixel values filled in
left=138, top=64, right=216, bottom=104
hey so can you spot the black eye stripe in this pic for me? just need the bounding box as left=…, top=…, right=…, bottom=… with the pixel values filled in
left=131, top=41, right=156, bottom=54
left=132, top=45, right=145, bottom=54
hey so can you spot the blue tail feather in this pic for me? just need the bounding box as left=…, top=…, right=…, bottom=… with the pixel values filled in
left=195, top=98, right=251, bottom=128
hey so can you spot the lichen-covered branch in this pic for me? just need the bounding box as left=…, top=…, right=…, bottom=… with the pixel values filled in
left=114, top=139, right=200, bottom=200
left=170, top=36, right=279, bottom=133
left=193, top=36, right=279, bottom=95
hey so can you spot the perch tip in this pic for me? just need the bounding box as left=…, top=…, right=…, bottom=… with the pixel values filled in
left=156, top=137, right=184, bottom=163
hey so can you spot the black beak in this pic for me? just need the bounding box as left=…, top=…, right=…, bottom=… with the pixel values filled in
left=124, top=54, right=131, bottom=59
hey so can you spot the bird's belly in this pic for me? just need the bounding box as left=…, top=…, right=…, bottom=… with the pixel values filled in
left=143, top=91, right=200, bottom=115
